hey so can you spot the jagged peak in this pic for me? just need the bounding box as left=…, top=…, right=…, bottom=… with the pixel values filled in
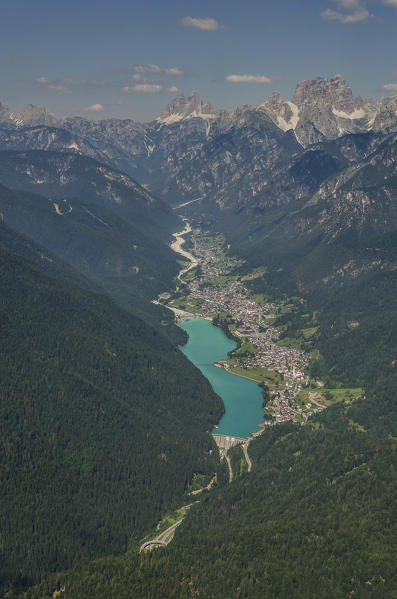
left=292, top=74, right=355, bottom=110
left=157, top=91, right=216, bottom=124
left=0, top=100, right=57, bottom=128
left=261, top=91, right=285, bottom=111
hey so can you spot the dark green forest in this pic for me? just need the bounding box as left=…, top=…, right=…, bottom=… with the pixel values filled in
left=17, top=402, right=396, bottom=599
left=0, top=225, right=223, bottom=595
left=9, top=218, right=397, bottom=598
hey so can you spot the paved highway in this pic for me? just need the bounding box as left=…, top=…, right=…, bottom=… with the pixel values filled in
left=139, top=503, right=197, bottom=553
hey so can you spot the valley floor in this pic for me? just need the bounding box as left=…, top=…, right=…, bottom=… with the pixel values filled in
left=163, top=224, right=362, bottom=426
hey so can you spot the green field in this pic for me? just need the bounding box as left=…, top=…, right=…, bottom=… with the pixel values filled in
left=181, top=267, right=198, bottom=282
left=241, top=266, right=268, bottom=281
left=231, top=338, right=256, bottom=357
left=296, top=387, right=364, bottom=408
left=187, top=472, right=211, bottom=493
left=199, top=274, right=238, bottom=287
left=276, top=337, right=304, bottom=350
left=168, top=297, right=203, bottom=312
left=225, top=361, right=284, bottom=389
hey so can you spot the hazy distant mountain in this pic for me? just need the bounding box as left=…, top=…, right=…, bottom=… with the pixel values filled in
left=157, top=90, right=217, bottom=124
left=0, top=76, right=395, bottom=211
left=0, top=101, right=57, bottom=128
left=259, top=75, right=397, bottom=146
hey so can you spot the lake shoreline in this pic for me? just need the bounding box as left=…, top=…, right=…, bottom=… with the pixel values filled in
left=178, top=316, right=264, bottom=439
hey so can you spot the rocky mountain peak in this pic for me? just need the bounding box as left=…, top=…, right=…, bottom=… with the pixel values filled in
left=0, top=102, right=11, bottom=124
left=293, top=74, right=357, bottom=113
left=158, top=91, right=215, bottom=124
left=263, top=91, right=285, bottom=111
left=0, top=101, right=57, bottom=128
left=18, top=104, right=58, bottom=127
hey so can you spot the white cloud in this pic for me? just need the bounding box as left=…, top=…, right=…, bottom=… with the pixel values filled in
left=123, top=83, right=163, bottom=93
left=132, top=65, right=184, bottom=78
left=321, top=0, right=371, bottom=23
left=179, top=16, right=219, bottom=30
left=168, top=85, right=179, bottom=93
left=33, top=76, right=112, bottom=89
left=384, top=0, right=397, bottom=5
left=134, top=64, right=162, bottom=73
left=225, top=74, right=272, bottom=83
left=165, top=67, right=184, bottom=76
left=48, top=84, right=68, bottom=93
left=85, top=103, right=105, bottom=112
left=383, top=83, right=397, bottom=90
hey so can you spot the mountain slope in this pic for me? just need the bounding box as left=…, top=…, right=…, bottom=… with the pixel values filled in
left=0, top=77, right=396, bottom=212
left=19, top=397, right=397, bottom=599
left=0, top=152, right=182, bottom=329
left=199, top=132, right=397, bottom=321
left=0, top=150, right=178, bottom=239
left=0, top=223, right=223, bottom=593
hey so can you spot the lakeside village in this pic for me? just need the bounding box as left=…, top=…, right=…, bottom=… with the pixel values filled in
left=162, top=230, right=328, bottom=426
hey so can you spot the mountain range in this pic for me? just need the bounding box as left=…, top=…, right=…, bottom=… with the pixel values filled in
left=1, top=76, right=397, bottom=208
left=2, top=75, right=397, bottom=343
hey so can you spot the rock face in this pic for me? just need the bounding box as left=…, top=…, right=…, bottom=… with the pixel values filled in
left=259, top=75, right=379, bottom=146
left=158, top=91, right=216, bottom=124
left=0, top=102, right=57, bottom=128
left=0, top=102, right=12, bottom=127
left=0, top=126, right=110, bottom=163
left=0, top=76, right=396, bottom=212
left=293, top=74, right=357, bottom=111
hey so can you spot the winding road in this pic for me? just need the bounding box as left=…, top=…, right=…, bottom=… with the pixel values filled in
left=224, top=454, right=233, bottom=483
left=243, top=443, right=252, bottom=472
left=139, top=503, right=197, bottom=553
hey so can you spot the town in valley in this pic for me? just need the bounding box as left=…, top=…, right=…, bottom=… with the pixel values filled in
left=161, top=227, right=356, bottom=427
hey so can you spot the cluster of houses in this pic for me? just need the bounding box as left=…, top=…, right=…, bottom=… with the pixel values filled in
left=180, top=233, right=324, bottom=423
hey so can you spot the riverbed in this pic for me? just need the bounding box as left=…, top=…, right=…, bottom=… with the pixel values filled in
left=179, top=316, right=264, bottom=439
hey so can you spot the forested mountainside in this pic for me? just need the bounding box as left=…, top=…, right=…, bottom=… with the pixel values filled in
left=17, top=377, right=397, bottom=599
left=0, top=152, right=182, bottom=333
left=0, top=223, right=223, bottom=595
left=0, top=151, right=178, bottom=240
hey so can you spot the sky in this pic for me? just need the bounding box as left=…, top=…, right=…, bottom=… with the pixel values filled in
left=1, top=0, right=397, bottom=121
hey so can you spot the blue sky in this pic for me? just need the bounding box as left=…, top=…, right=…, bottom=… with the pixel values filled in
left=1, top=0, right=397, bottom=120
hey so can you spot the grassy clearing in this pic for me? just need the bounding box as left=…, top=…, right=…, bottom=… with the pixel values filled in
left=348, top=418, right=367, bottom=433
left=232, top=338, right=256, bottom=357
left=181, top=267, right=198, bottom=282
left=301, top=326, right=320, bottom=339
left=139, top=505, right=190, bottom=545
left=276, top=337, right=304, bottom=350
left=168, top=297, right=203, bottom=312
left=199, top=274, right=238, bottom=287
left=224, top=361, right=284, bottom=389
left=187, top=473, right=211, bottom=493
left=241, top=266, right=268, bottom=281
left=296, top=387, right=363, bottom=408
left=249, top=293, right=272, bottom=305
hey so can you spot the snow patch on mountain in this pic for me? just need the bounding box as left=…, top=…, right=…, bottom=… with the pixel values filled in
left=332, top=107, right=367, bottom=120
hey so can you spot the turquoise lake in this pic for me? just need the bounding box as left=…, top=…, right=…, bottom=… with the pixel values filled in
left=179, top=317, right=264, bottom=439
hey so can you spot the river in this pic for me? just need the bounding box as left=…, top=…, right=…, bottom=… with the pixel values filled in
left=179, top=316, right=264, bottom=439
